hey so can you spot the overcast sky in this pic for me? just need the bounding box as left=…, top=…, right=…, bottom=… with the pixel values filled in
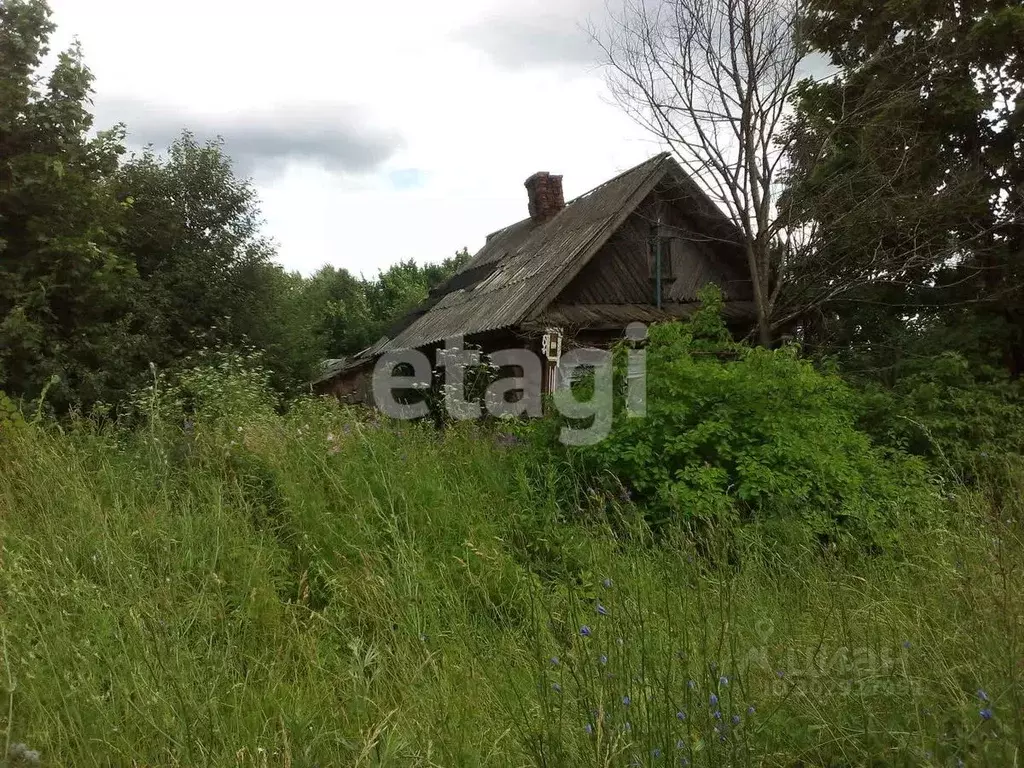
left=47, top=0, right=663, bottom=277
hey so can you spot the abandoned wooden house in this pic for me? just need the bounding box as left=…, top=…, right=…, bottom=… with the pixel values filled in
left=314, top=152, right=753, bottom=404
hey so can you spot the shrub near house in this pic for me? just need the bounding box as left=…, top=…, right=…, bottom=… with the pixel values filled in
left=528, top=287, right=939, bottom=550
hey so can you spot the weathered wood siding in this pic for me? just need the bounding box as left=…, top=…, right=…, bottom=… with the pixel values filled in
left=554, top=187, right=751, bottom=307
left=318, top=366, right=373, bottom=403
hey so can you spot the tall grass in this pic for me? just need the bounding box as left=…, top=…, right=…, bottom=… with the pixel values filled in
left=0, top=397, right=1021, bottom=766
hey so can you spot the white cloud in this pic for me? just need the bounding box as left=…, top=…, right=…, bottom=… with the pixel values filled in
left=47, top=0, right=660, bottom=276
left=97, top=99, right=404, bottom=178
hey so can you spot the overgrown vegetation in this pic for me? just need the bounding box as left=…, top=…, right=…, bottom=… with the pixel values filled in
left=2, top=0, right=1024, bottom=765
left=1, top=357, right=1022, bottom=766
left=525, top=290, right=945, bottom=554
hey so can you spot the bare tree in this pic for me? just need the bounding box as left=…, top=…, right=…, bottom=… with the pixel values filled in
left=594, top=0, right=1002, bottom=348
left=595, top=0, right=802, bottom=345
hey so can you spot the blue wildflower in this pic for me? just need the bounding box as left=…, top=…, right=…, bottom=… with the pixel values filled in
left=980, top=708, right=993, bottom=720
left=680, top=759, right=689, bottom=766
left=603, top=577, right=613, bottom=589
left=713, top=710, right=722, bottom=720
left=709, top=693, right=718, bottom=706
left=552, top=683, right=562, bottom=693
left=977, top=689, right=989, bottom=702
left=731, top=714, right=741, bottom=725
left=776, top=670, right=785, bottom=679
left=652, top=748, right=662, bottom=759
left=687, top=679, right=696, bottom=690
left=747, top=705, right=756, bottom=716
left=622, top=695, right=631, bottom=707
left=599, top=654, right=608, bottom=665
left=623, top=721, right=632, bottom=732
left=585, top=723, right=594, bottom=735
left=550, top=656, right=560, bottom=666
left=675, top=739, right=685, bottom=749
left=676, top=710, right=687, bottom=720
left=596, top=603, right=609, bottom=616
left=580, top=625, right=592, bottom=637
left=902, top=640, right=912, bottom=649
left=719, top=675, right=729, bottom=686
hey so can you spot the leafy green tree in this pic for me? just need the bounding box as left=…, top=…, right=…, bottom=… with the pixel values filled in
left=252, top=265, right=325, bottom=390
left=303, top=265, right=377, bottom=359
left=421, top=248, right=470, bottom=288
left=112, top=133, right=279, bottom=368
left=306, top=248, right=470, bottom=363
left=786, top=0, right=1024, bottom=373
left=368, top=250, right=471, bottom=333
left=367, top=259, right=432, bottom=325
left=0, top=0, right=138, bottom=410
left=0, top=2, right=472, bottom=405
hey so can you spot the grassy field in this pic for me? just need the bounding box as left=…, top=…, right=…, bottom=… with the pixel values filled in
left=0, top=398, right=1021, bottom=767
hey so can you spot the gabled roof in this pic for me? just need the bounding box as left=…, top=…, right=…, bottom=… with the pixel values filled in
left=348, top=153, right=743, bottom=363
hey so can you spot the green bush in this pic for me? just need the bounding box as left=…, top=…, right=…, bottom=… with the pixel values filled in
left=855, top=351, right=1024, bottom=486
left=529, top=287, right=941, bottom=550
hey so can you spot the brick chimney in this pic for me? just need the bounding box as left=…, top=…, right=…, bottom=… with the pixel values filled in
left=525, top=172, right=565, bottom=222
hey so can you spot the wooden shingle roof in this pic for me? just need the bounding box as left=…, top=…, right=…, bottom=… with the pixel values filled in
left=346, top=153, right=743, bottom=364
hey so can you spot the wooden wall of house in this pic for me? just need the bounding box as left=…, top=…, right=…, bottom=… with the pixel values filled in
left=465, top=330, right=547, bottom=399
left=554, top=186, right=751, bottom=307
left=321, top=331, right=550, bottom=410
left=318, top=366, right=373, bottom=404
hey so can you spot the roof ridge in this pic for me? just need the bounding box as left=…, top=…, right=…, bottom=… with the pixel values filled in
left=564, top=152, right=671, bottom=207
left=482, top=218, right=527, bottom=242
left=478, top=153, right=671, bottom=242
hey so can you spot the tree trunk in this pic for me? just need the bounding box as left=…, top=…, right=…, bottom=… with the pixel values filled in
left=745, top=241, right=773, bottom=347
